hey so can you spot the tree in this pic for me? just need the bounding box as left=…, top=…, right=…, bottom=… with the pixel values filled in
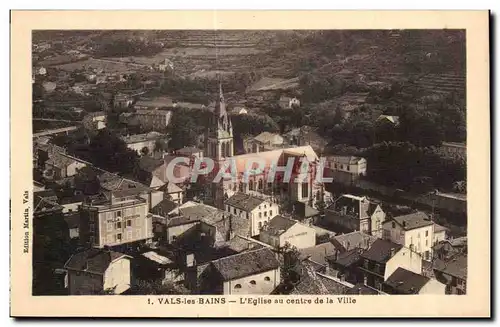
left=278, top=242, right=302, bottom=293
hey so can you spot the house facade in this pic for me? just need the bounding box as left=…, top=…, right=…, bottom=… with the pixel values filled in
left=64, top=249, right=132, bottom=295
left=325, top=194, right=386, bottom=237
left=325, top=155, right=367, bottom=176
left=199, top=248, right=280, bottom=295
left=79, top=192, right=153, bottom=249
left=382, top=211, right=436, bottom=261
left=384, top=267, right=446, bottom=295
left=259, top=215, right=316, bottom=249
left=358, top=239, right=422, bottom=292
left=44, top=152, right=87, bottom=180
left=224, top=192, right=280, bottom=236
left=433, top=253, right=467, bottom=294
left=121, top=132, right=168, bottom=155
left=135, top=109, right=172, bottom=132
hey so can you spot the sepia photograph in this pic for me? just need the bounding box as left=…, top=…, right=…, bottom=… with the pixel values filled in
left=10, top=10, right=490, bottom=317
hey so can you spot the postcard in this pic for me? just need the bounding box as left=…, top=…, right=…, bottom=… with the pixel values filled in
left=10, top=10, right=490, bottom=317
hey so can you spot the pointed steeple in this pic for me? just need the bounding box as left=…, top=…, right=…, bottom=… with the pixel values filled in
left=215, top=82, right=230, bottom=131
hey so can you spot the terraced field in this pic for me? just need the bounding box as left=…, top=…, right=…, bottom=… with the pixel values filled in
left=413, top=73, right=465, bottom=95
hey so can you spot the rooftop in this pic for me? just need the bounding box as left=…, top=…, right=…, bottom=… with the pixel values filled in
left=388, top=211, right=434, bottom=231
left=211, top=247, right=279, bottom=281
left=360, top=239, right=402, bottom=263
left=225, top=192, right=267, bottom=212
left=64, top=249, right=130, bottom=275
left=327, top=155, right=365, bottom=165
left=121, top=131, right=166, bottom=144
left=385, top=267, right=431, bottom=294
left=299, top=242, right=336, bottom=266
left=261, top=215, right=298, bottom=236
left=433, top=253, right=467, bottom=280
left=332, top=231, right=378, bottom=252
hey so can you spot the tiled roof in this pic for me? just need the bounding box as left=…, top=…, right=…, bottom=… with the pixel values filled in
left=327, top=248, right=362, bottom=267
left=433, top=253, right=467, bottom=280
left=34, top=195, right=63, bottom=215
left=327, top=155, right=364, bottom=165
left=253, top=132, right=283, bottom=145
left=158, top=182, right=183, bottom=194
left=300, top=242, right=336, bottom=266
left=390, top=211, right=434, bottom=231
left=64, top=249, right=130, bottom=275
left=262, top=215, right=297, bottom=236
left=360, top=239, right=402, bottom=263
left=345, top=283, right=380, bottom=295
left=211, top=248, right=279, bottom=281
left=332, top=232, right=378, bottom=252
left=225, top=192, right=267, bottom=212
left=222, top=235, right=264, bottom=253
left=291, top=262, right=350, bottom=295
left=433, top=223, right=449, bottom=233
left=46, top=152, right=79, bottom=169
left=385, top=267, right=430, bottom=294
left=152, top=199, right=179, bottom=216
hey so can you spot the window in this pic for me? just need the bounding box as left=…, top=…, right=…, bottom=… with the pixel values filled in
left=107, top=223, right=113, bottom=231
left=259, top=212, right=262, bottom=218
left=233, top=208, right=237, bottom=214
left=115, top=211, right=121, bottom=218
left=116, top=222, right=121, bottom=229
left=264, top=211, right=267, bottom=217
left=127, top=220, right=132, bottom=227
left=264, top=277, right=271, bottom=282
left=301, top=182, right=309, bottom=198
left=258, top=180, right=263, bottom=190
left=334, top=164, right=338, bottom=169
left=392, top=222, right=396, bottom=228
left=234, top=284, right=242, bottom=289
left=116, top=233, right=122, bottom=241
left=425, top=239, right=428, bottom=246
left=347, top=166, right=350, bottom=171
left=249, top=180, right=254, bottom=191
left=258, top=222, right=262, bottom=229
left=250, top=280, right=256, bottom=285
left=270, top=210, right=273, bottom=217
left=340, top=165, right=344, bottom=170
left=425, top=231, right=429, bottom=237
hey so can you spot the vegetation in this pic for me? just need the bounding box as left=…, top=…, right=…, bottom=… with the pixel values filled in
left=94, top=38, right=163, bottom=57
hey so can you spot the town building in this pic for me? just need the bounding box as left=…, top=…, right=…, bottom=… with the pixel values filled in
left=157, top=182, right=184, bottom=204
left=79, top=175, right=153, bottom=249
left=176, top=147, right=204, bottom=160
left=283, top=126, right=328, bottom=154
left=358, top=239, right=423, bottom=292
left=433, top=237, right=467, bottom=261
left=82, top=111, right=106, bottom=131
left=384, top=267, right=446, bottom=294
left=244, top=132, right=285, bottom=154
left=43, top=152, right=87, bottom=180
left=325, top=155, right=367, bottom=176
left=279, top=96, right=300, bottom=109
left=382, top=211, right=437, bottom=261
left=64, top=249, right=132, bottom=295
left=113, top=93, right=134, bottom=109
left=433, top=252, right=467, bottom=294
left=224, top=192, right=280, bottom=236
left=135, top=109, right=172, bottom=132
left=324, top=194, right=386, bottom=237
left=134, top=96, right=174, bottom=110
left=259, top=215, right=316, bottom=249
left=377, top=114, right=400, bottom=126
left=198, top=247, right=280, bottom=295
left=440, top=142, right=466, bottom=157
left=121, top=132, right=168, bottom=155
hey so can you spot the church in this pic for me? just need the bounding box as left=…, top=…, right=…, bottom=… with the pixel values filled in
left=203, top=85, right=327, bottom=212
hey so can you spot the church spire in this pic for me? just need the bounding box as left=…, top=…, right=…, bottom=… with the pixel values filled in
left=215, top=82, right=230, bottom=131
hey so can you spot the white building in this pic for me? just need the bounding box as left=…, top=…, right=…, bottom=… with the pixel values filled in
left=224, top=192, right=280, bottom=236
left=259, top=215, right=316, bottom=249
left=382, top=211, right=437, bottom=261
left=325, top=155, right=367, bottom=176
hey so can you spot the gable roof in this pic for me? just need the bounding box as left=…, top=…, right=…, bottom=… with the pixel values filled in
left=433, top=253, right=467, bottom=280
left=34, top=195, right=63, bottom=215
left=64, top=249, right=130, bottom=275
left=327, top=248, right=363, bottom=267
left=262, top=215, right=298, bottom=236
left=389, top=211, right=434, bottom=231
left=360, top=239, right=402, bottom=263
left=158, top=182, right=183, bottom=194
left=211, top=247, right=279, bottom=281
left=300, top=242, right=336, bottom=266
left=225, top=192, right=267, bottom=212
left=151, top=198, right=179, bottom=216
left=46, top=152, right=80, bottom=169
left=253, top=132, right=283, bottom=145
left=327, top=155, right=365, bottom=165
left=385, top=267, right=430, bottom=294
left=332, top=231, right=379, bottom=253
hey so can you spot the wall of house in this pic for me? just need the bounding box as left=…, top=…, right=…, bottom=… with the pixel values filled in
left=259, top=231, right=280, bottom=248
left=382, top=221, right=405, bottom=245
left=150, top=190, right=164, bottom=209
left=223, top=268, right=280, bottom=295
left=94, top=201, right=151, bottom=248
left=403, top=225, right=434, bottom=261
left=325, top=210, right=360, bottom=233
left=370, top=206, right=386, bottom=238
left=250, top=203, right=279, bottom=236
left=433, top=230, right=447, bottom=246
left=419, top=278, right=446, bottom=295
left=62, top=202, right=81, bottom=214
left=67, top=270, right=103, bottom=295
left=103, top=258, right=131, bottom=294
left=166, top=222, right=199, bottom=244
left=127, top=140, right=156, bottom=155
left=67, top=161, right=87, bottom=177
left=385, top=247, right=423, bottom=280
left=279, top=223, right=316, bottom=249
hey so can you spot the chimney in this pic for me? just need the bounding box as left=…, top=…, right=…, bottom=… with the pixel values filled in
left=402, top=221, right=407, bottom=228
left=390, top=247, right=396, bottom=257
